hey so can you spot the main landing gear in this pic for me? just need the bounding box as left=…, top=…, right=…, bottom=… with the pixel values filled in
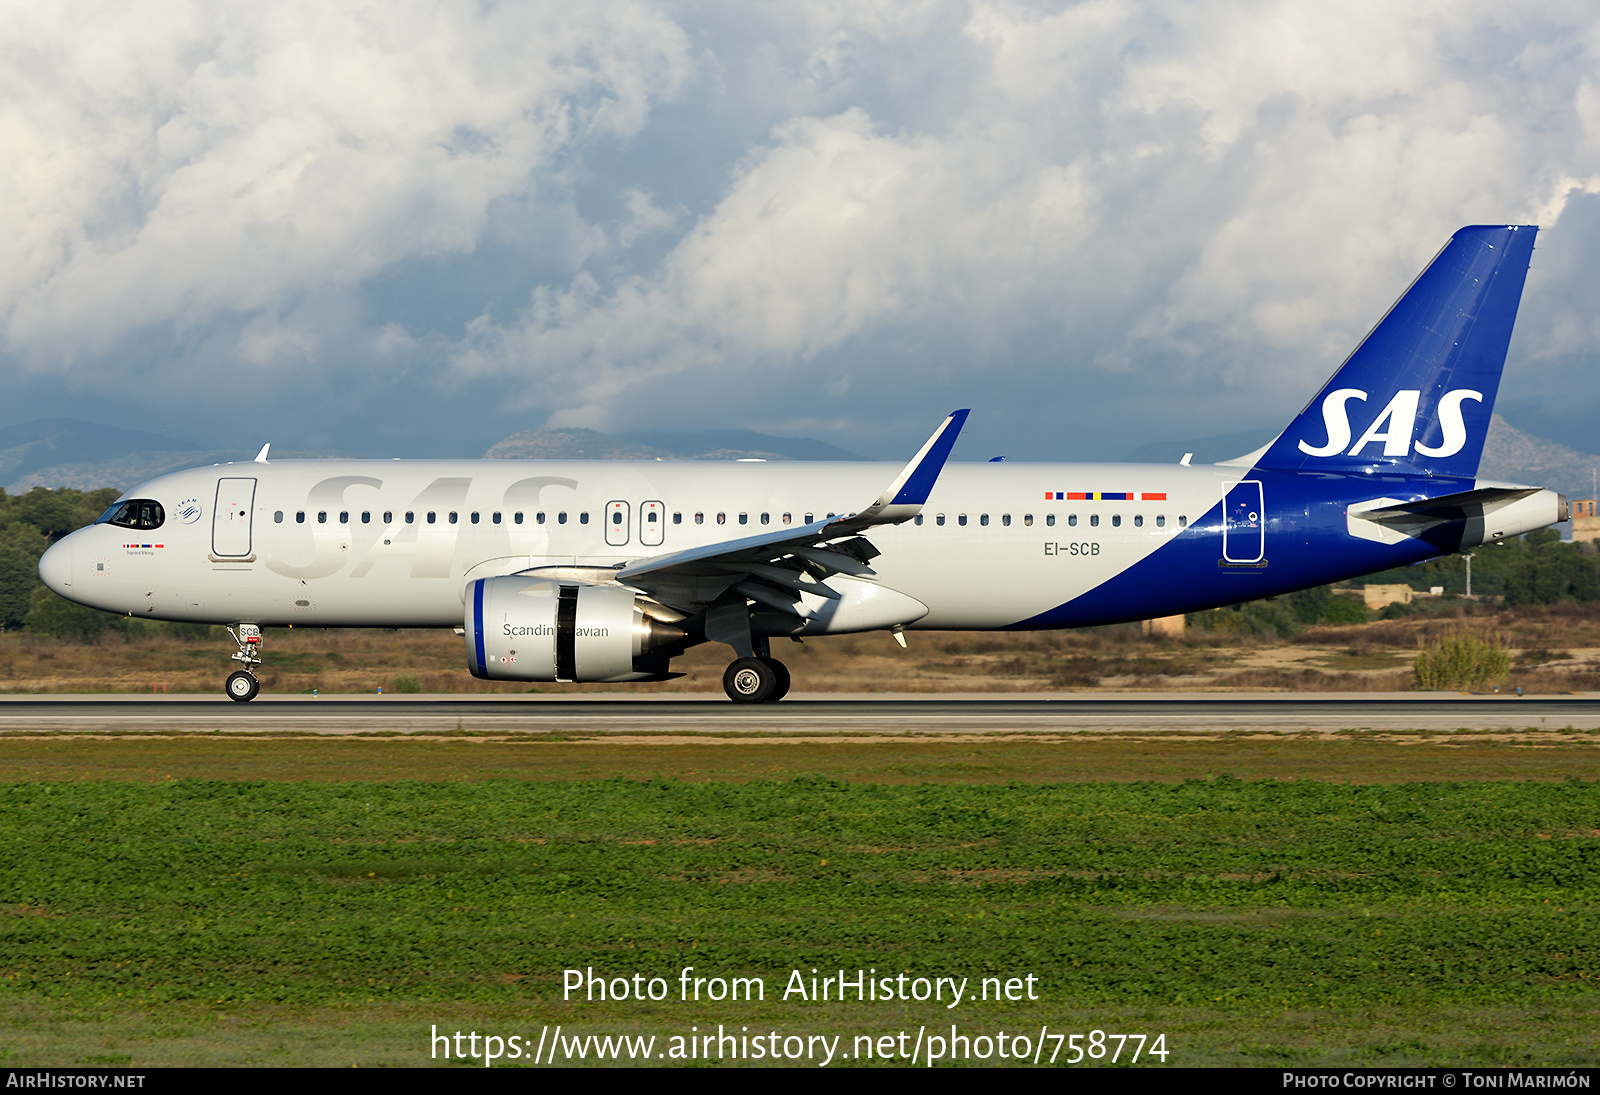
left=722, top=633, right=792, bottom=704
left=722, top=657, right=791, bottom=703
left=224, top=624, right=263, bottom=702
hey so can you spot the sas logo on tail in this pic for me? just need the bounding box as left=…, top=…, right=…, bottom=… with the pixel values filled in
left=1298, top=388, right=1481, bottom=459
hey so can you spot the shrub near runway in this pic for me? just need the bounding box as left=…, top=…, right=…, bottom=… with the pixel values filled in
left=0, top=778, right=1596, bottom=1034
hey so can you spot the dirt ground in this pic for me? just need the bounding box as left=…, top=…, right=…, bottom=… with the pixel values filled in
left=3, top=728, right=1599, bottom=783
left=4, top=602, right=1600, bottom=695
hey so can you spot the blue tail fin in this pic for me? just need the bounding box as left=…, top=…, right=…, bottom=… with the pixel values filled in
left=1257, top=224, right=1536, bottom=477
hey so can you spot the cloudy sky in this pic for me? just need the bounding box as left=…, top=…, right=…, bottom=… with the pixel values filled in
left=5, top=0, right=1600, bottom=461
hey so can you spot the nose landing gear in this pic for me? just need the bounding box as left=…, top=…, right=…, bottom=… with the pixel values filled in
left=225, top=624, right=263, bottom=702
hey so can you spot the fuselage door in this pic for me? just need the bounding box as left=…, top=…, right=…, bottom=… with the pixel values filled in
left=213, top=478, right=257, bottom=557
left=640, top=500, right=665, bottom=547
left=605, top=500, right=630, bottom=546
left=1222, top=480, right=1265, bottom=563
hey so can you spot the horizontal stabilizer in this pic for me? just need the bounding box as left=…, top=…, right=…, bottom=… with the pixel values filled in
left=1358, top=486, right=1539, bottom=520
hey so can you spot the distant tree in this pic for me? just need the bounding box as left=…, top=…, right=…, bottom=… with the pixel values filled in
left=1320, top=596, right=1369, bottom=625
left=24, top=587, right=120, bottom=642
left=0, top=486, right=125, bottom=634
left=1286, top=584, right=1332, bottom=624
left=0, top=548, right=37, bottom=630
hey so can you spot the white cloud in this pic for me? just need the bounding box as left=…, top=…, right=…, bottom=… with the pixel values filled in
left=6, top=1, right=1600, bottom=455
left=455, top=1, right=1600, bottom=441
left=0, top=0, right=693, bottom=368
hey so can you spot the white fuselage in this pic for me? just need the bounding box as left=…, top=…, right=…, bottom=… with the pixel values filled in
left=44, top=458, right=1231, bottom=630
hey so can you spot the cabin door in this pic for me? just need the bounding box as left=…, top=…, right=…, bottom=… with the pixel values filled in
left=212, top=478, right=257, bottom=557
left=1222, top=480, right=1264, bottom=563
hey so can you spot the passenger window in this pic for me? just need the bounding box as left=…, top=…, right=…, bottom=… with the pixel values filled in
left=717, top=513, right=726, bottom=524
left=449, top=512, right=458, bottom=524
left=759, top=513, right=768, bottom=525
left=1023, top=514, right=1033, bottom=527
left=1002, top=514, right=1011, bottom=527
left=782, top=513, right=791, bottom=525
left=492, top=512, right=502, bottom=524
left=1090, top=515, right=1099, bottom=527
left=1134, top=514, right=1143, bottom=527
left=1067, top=514, right=1077, bottom=526
left=513, top=512, right=523, bottom=525
left=673, top=513, right=683, bottom=525
left=274, top=511, right=284, bottom=524
left=695, top=512, right=704, bottom=524
left=579, top=512, right=589, bottom=525
left=362, top=511, right=371, bottom=524
left=535, top=512, right=544, bottom=524
left=1179, top=516, right=1188, bottom=527
left=1111, top=515, right=1121, bottom=528
left=1045, top=514, right=1055, bottom=527
left=805, top=514, right=814, bottom=523
left=318, top=511, right=328, bottom=524
left=914, top=514, right=924, bottom=525
left=471, top=512, right=480, bottom=524
left=612, top=511, right=623, bottom=525
left=979, top=514, right=989, bottom=526
left=1156, top=515, right=1166, bottom=528
left=427, top=512, right=437, bottom=524
left=958, top=515, right=968, bottom=526
left=647, top=511, right=657, bottom=524
left=383, top=511, right=393, bottom=524
left=297, top=511, right=306, bottom=524
left=339, top=511, right=349, bottom=524
left=936, top=514, right=945, bottom=526
left=405, top=511, right=415, bottom=524
left=739, top=513, right=748, bottom=525
left=558, top=512, right=567, bottom=525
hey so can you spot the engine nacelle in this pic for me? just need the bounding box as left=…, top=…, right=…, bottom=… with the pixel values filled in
left=465, top=577, right=684, bottom=682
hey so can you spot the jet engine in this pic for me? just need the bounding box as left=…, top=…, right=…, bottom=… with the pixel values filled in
left=465, top=576, right=686, bottom=682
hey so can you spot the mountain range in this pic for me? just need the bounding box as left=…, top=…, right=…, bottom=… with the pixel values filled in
left=1119, top=415, right=1600, bottom=502
left=4, top=415, right=1596, bottom=505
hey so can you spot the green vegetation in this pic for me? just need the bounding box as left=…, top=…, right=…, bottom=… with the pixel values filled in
left=1413, top=635, right=1513, bottom=691
left=0, top=487, right=119, bottom=632
left=0, top=775, right=1597, bottom=1065
left=1188, top=585, right=1370, bottom=637
left=1362, top=529, right=1600, bottom=605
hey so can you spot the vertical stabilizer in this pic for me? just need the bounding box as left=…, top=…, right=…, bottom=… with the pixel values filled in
left=1257, top=225, right=1536, bottom=477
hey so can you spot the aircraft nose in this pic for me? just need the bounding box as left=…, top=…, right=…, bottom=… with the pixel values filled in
left=38, top=537, right=73, bottom=595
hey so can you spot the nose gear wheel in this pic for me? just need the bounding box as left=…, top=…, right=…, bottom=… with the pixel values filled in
left=225, top=670, right=260, bottom=702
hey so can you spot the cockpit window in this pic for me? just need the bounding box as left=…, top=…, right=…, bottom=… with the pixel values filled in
left=95, top=500, right=165, bottom=531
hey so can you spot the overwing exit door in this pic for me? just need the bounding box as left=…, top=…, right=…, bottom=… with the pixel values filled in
left=605, top=500, right=630, bottom=546
left=1222, top=480, right=1264, bottom=563
left=639, top=500, right=664, bottom=546
left=212, top=478, right=257, bottom=557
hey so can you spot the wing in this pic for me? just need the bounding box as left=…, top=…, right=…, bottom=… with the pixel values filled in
left=610, top=409, right=968, bottom=618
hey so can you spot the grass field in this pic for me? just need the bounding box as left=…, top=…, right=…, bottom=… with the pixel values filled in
left=1, top=733, right=1597, bottom=1068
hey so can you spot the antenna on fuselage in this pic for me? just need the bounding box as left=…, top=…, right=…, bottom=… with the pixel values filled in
left=1179, top=452, right=1193, bottom=466
left=254, top=443, right=271, bottom=464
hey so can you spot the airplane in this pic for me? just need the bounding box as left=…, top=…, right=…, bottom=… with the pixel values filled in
left=37, top=224, right=1567, bottom=703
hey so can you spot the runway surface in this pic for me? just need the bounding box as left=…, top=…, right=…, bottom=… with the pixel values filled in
left=1, top=692, right=1597, bottom=735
